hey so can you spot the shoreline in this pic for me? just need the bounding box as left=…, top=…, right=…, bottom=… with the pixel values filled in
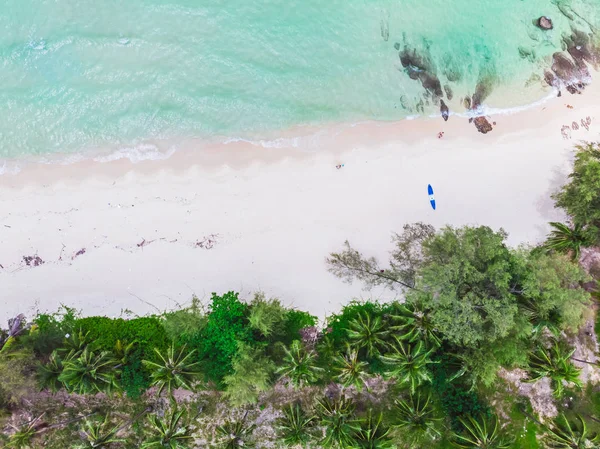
left=1, top=81, right=600, bottom=322
left=0, top=84, right=574, bottom=178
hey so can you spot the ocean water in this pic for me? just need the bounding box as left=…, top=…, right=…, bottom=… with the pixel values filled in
left=0, top=0, right=599, bottom=160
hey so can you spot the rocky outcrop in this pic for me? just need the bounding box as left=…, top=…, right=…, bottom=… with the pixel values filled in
left=398, top=47, right=443, bottom=98
left=544, top=28, right=600, bottom=95
left=440, top=100, right=449, bottom=121
left=537, top=16, right=553, bottom=30
left=551, top=52, right=587, bottom=94
left=473, top=116, right=493, bottom=134
left=443, top=84, right=453, bottom=101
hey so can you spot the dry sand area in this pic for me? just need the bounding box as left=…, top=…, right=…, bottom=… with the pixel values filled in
left=1, top=83, right=599, bottom=322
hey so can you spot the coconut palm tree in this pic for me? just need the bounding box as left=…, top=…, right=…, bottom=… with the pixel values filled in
left=276, top=340, right=324, bottom=388
left=215, top=412, right=256, bottom=449
left=391, top=302, right=442, bottom=348
left=519, top=300, right=562, bottom=337
left=333, top=347, right=369, bottom=390
left=543, top=222, right=595, bottom=261
left=380, top=337, right=436, bottom=393
left=142, top=344, right=202, bottom=397
left=59, top=328, right=91, bottom=355
left=276, top=402, right=317, bottom=447
left=6, top=414, right=44, bottom=449
left=113, top=340, right=136, bottom=365
left=350, top=411, right=394, bottom=449
left=38, top=350, right=67, bottom=392
left=141, top=408, right=193, bottom=449
left=316, top=396, right=360, bottom=448
left=542, top=414, right=599, bottom=449
left=451, top=414, right=512, bottom=449
left=393, top=392, right=441, bottom=443
left=76, top=415, right=125, bottom=449
left=527, top=341, right=582, bottom=398
left=347, top=313, right=389, bottom=358
left=58, top=347, right=120, bottom=394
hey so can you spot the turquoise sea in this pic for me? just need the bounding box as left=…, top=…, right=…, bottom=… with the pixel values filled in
left=1, top=0, right=599, bottom=161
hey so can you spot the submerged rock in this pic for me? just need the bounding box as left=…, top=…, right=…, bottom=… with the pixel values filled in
left=473, top=116, right=493, bottom=134
left=440, top=100, right=449, bottom=121
left=444, top=84, right=453, bottom=101
left=471, top=78, right=494, bottom=110
left=537, top=16, right=553, bottom=30
left=551, top=52, right=588, bottom=94
left=398, top=46, right=443, bottom=98
left=463, top=96, right=471, bottom=110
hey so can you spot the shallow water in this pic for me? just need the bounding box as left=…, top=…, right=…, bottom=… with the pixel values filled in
left=0, top=0, right=599, bottom=158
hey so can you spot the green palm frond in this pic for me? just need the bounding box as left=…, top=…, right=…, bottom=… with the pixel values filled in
left=527, top=342, right=582, bottom=398
left=380, top=338, right=436, bottom=393
left=451, top=414, right=512, bottom=449
left=38, top=350, right=66, bottom=392
left=113, top=340, right=136, bottom=365
left=141, top=408, right=193, bottom=449
left=394, top=392, right=441, bottom=441
left=333, top=347, right=369, bottom=390
left=76, top=415, right=125, bottom=449
left=276, top=340, right=324, bottom=388
left=142, top=344, right=202, bottom=397
left=391, top=302, right=442, bottom=348
left=215, top=414, right=256, bottom=449
left=276, top=403, right=317, bottom=447
left=7, top=414, right=44, bottom=449
left=543, top=222, right=595, bottom=261
left=58, top=347, right=120, bottom=394
left=519, top=300, right=562, bottom=337
left=350, top=411, right=394, bottom=449
left=317, top=396, right=360, bottom=448
left=59, top=328, right=91, bottom=355
left=347, top=313, right=389, bottom=358
left=543, top=414, right=599, bottom=449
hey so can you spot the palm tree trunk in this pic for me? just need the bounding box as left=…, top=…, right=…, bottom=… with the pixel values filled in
left=571, top=357, right=598, bottom=366
left=114, top=406, right=153, bottom=435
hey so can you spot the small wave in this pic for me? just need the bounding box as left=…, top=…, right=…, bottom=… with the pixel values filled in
left=0, top=160, right=22, bottom=175
left=92, top=144, right=176, bottom=163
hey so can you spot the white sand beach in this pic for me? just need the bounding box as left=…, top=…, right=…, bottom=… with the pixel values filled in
left=1, top=85, right=599, bottom=322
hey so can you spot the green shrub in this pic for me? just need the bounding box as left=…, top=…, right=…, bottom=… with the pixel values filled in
left=161, top=296, right=207, bottom=345
left=193, top=292, right=254, bottom=385
left=282, top=310, right=317, bottom=345
left=430, top=352, right=490, bottom=429
left=72, top=316, right=169, bottom=397
left=74, top=316, right=169, bottom=355
left=28, top=307, right=78, bottom=356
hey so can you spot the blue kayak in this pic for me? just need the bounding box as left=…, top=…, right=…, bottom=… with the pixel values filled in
left=428, top=184, right=436, bottom=210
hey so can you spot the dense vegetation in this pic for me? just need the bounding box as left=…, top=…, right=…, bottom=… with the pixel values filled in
left=1, top=142, right=600, bottom=448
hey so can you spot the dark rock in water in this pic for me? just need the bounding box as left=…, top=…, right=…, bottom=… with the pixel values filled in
left=463, top=96, right=471, bottom=110
left=394, top=42, right=400, bottom=51
left=444, top=84, right=453, bottom=101
left=551, top=52, right=588, bottom=94
left=443, top=56, right=462, bottom=82
left=440, top=100, right=449, bottom=121
left=564, top=29, right=599, bottom=71
left=537, top=16, right=553, bottom=30
left=399, top=47, right=443, bottom=98
left=551, top=52, right=578, bottom=81
left=473, top=116, right=493, bottom=134
left=556, top=4, right=574, bottom=20
left=544, top=70, right=558, bottom=88
left=518, top=46, right=536, bottom=62
left=471, top=79, right=494, bottom=110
